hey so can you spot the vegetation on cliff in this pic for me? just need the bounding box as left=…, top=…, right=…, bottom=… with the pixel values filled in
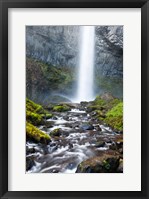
left=26, top=58, right=75, bottom=103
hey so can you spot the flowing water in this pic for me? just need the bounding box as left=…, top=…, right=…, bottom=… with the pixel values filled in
left=26, top=106, right=122, bottom=173
left=76, top=26, right=95, bottom=102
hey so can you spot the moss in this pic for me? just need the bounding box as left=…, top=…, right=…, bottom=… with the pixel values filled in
left=50, top=128, right=62, bottom=137
left=104, top=102, right=123, bottom=131
left=40, top=113, right=53, bottom=119
left=53, top=104, right=71, bottom=112
left=103, top=160, right=111, bottom=170
left=93, top=96, right=106, bottom=106
left=26, top=122, right=51, bottom=144
left=26, top=98, right=53, bottom=125
left=45, top=113, right=53, bottom=119
left=95, top=110, right=105, bottom=118
left=87, top=105, right=103, bottom=112
left=26, top=110, right=43, bottom=125
left=93, top=96, right=121, bottom=110
left=88, top=94, right=123, bottom=132
left=26, top=98, right=43, bottom=113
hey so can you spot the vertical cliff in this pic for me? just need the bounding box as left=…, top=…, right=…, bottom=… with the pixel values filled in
left=26, top=25, right=123, bottom=102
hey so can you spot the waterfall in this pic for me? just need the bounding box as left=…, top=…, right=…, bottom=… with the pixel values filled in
left=76, top=26, right=95, bottom=102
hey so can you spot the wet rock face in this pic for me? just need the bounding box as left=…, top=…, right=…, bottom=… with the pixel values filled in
left=95, top=26, right=123, bottom=78
left=26, top=26, right=79, bottom=68
left=26, top=26, right=123, bottom=78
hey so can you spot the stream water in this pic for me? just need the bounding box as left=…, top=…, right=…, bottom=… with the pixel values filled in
left=26, top=105, right=122, bottom=173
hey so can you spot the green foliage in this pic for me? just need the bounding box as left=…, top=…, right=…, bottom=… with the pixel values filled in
left=53, top=104, right=71, bottom=112
left=26, top=122, right=51, bottom=144
left=105, top=102, right=123, bottom=131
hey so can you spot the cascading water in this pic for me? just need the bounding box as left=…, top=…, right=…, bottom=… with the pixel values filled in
left=76, top=26, right=95, bottom=102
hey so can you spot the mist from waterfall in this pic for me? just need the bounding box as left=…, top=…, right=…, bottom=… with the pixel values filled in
left=75, top=26, right=95, bottom=102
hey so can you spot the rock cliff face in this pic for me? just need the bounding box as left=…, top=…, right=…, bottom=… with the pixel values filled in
left=26, top=26, right=123, bottom=102
left=26, top=25, right=123, bottom=78
left=95, top=26, right=123, bottom=78
left=26, top=26, right=79, bottom=68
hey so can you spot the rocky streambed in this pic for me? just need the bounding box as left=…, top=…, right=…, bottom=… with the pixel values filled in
left=26, top=101, right=123, bottom=173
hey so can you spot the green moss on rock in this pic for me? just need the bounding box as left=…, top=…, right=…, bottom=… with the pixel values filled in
left=26, top=98, right=53, bottom=125
left=76, top=154, right=120, bottom=173
left=53, top=104, right=71, bottom=112
left=50, top=128, right=62, bottom=137
left=26, top=122, right=51, bottom=144
left=26, top=110, right=43, bottom=126
left=26, top=98, right=43, bottom=113
left=105, top=102, right=123, bottom=131
left=93, top=96, right=121, bottom=111
left=87, top=94, right=123, bottom=132
left=93, top=96, right=107, bottom=106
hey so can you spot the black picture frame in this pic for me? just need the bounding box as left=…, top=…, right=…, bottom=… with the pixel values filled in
left=0, top=0, right=148, bottom=198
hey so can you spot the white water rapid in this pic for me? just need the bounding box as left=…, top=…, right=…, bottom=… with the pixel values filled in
left=76, top=26, right=95, bottom=102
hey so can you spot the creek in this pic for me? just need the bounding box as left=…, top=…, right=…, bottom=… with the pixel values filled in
left=26, top=103, right=122, bottom=173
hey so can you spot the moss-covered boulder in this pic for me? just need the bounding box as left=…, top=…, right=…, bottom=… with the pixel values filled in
left=26, top=98, right=43, bottom=113
left=26, top=98, right=52, bottom=125
left=105, top=102, right=123, bottom=131
left=76, top=154, right=121, bottom=173
left=53, top=104, right=71, bottom=112
left=87, top=93, right=123, bottom=132
left=50, top=128, right=62, bottom=137
left=93, top=94, right=121, bottom=111
left=40, top=113, right=53, bottom=119
left=26, top=122, right=51, bottom=144
left=26, top=110, right=44, bottom=126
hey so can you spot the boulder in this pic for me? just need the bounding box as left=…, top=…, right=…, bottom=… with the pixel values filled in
left=80, top=123, right=94, bottom=131
left=50, top=128, right=63, bottom=137
left=76, top=154, right=120, bottom=173
left=117, top=159, right=123, bottom=172
left=95, top=141, right=105, bottom=148
left=26, top=156, right=35, bottom=171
